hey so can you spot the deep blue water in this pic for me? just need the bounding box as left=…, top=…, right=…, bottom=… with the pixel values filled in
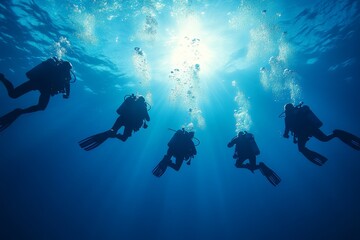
left=1, top=0, right=360, bottom=239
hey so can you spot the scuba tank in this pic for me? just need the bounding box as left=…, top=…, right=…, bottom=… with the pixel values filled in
left=116, top=94, right=151, bottom=115
left=280, top=102, right=322, bottom=129
left=116, top=94, right=136, bottom=115
left=168, top=129, right=184, bottom=148
left=300, top=105, right=323, bottom=129
left=26, top=58, right=58, bottom=80
left=167, top=128, right=200, bottom=147
left=244, top=132, right=260, bottom=156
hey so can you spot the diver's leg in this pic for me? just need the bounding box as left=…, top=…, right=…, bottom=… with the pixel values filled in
left=123, top=126, right=132, bottom=140
left=0, top=91, right=50, bottom=131
left=117, top=126, right=132, bottom=142
left=19, top=92, right=50, bottom=114
left=235, top=157, right=246, bottom=168
left=0, top=77, right=35, bottom=99
left=248, top=156, right=260, bottom=171
left=110, top=117, right=124, bottom=138
left=111, top=116, right=124, bottom=132
left=167, top=155, right=184, bottom=171
left=312, top=128, right=335, bottom=142
left=237, top=156, right=258, bottom=173
left=297, top=136, right=309, bottom=154
left=163, top=149, right=174, bottom=165
left=152, top=153, right=172, bottom=177
left=297, top=135, right=327, bottom=166
left=236, top=157, right=256, bottom=173
left=0, top=80, right=48, bottom=131
left=163, top=152, right=172, bottom=162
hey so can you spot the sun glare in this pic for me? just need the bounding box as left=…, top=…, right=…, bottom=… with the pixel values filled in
left=167, top=16, right=214, bottom=76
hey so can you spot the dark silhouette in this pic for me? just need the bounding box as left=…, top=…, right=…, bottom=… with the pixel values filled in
left=0, top=57, right=74, bottom=131
left=228, top=131, right=281, bottom=186
left=79, top=94, right=150, bottom=151
left=282, top=102, right=360, bottom=166
left=152, top=129, right=198, bottom=177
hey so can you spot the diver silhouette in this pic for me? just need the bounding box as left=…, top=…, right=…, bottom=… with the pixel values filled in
left=228, top=131, right=281, bottom=186
left=0, top=57, right=74, bottom=132
left=152, top=128, right=198, bottom=177
left=79, top=94, right=150, bottom=151
left=282, top=102, right=360, bottom=166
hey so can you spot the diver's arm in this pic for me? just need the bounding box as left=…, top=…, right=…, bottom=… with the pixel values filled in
left=227, top=137, right=237, bottom=148
left=111, top=116, right=124, bottom=132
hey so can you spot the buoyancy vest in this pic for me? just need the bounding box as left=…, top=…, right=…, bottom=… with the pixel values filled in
left=287, top=105, right=323, bottom=134
left=26, top=58, right=71, bottom=95
left=235, top=132, right=260, bottom=156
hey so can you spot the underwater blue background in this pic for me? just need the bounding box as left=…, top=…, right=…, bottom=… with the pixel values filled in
left=1, top=0, right=360, bottom=239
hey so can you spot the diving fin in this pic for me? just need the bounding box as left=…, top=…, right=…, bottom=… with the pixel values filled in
left=259, top=162, right=281, bottom=186
left=79, top=130, right=112, bottom=151
left=302, top=149, right=328, bottom=166
left=236, top=163, right=256, bottom=173
left=0, top=108, right=22, bottom=132
left=152, top=156, right=170, bottom=177
left=334, top=129, right=360, bottom=150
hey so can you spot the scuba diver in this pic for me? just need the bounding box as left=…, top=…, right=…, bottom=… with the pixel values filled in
left=227, top=131, right=281, bottom=186
left=282, top=102, right=360, bottom=166
left=79, top=94, right=150, bottom=151
left=152, top=128, right=198, bottom=177
left=0, top=57, right=74, bottom=132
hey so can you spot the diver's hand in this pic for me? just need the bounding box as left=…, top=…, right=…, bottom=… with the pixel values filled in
left=283, top=133, right=289, bottom=138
